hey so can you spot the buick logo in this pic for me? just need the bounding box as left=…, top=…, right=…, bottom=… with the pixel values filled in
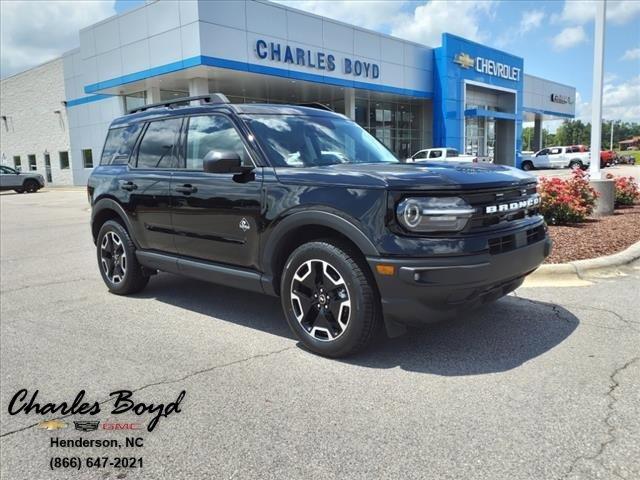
left=485, top=195, right=540, bottom=214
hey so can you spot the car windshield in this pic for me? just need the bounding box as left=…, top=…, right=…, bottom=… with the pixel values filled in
left=243, top=114, right=399, bottom=167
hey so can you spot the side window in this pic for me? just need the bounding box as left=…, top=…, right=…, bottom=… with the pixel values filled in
left=537, top=149, right=548, bottom=156
left=429, top=150, right=442, bottom=158
left=413, top=151, right=427, bottom=159
left=136, top=118, right=182, bottom=169
left=185, top=115, right=250, bottom=170
left=0, top=166, right=13, bottom=174
left=549, top=148, right=561, bottom=155
left=447, top=149, right=459, bottom=157
left=101, top=124, right=143, bottom=165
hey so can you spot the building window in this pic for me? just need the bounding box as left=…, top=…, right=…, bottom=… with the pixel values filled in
left=82, top=149, right=94, bottom=168
left=28, top=154, right=37, bottom=171
left=13, top=155, right=21, bottom=169
left=59, top=151, right=70, bottom=169
left=124, top=91, right=146, bottom=112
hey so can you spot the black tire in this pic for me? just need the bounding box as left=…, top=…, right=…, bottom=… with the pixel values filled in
left=569, top=160, right=583, bottom=170
left=521, top=161, right=534, bottom=171
left=96, top=220, right=149, bottom=295
left=280, top=240, right=381, bottom=358
left=23, top=179, right=39, bottom=193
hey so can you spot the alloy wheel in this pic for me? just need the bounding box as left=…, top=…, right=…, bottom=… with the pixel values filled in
left=100, top=231, right=127, bottom=284
left=290, top=259, right=351, bottom=341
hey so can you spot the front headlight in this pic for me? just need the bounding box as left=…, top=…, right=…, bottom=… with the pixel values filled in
left=396, top=197, right=474, bottom=233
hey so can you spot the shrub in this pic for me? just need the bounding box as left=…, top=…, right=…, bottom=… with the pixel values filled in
left=605, top=174, right=640, bottom=206
left=538, top=169, right=598, bottom=225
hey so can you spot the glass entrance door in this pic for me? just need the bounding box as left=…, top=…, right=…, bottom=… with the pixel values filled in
left=464, top=116, right=495, bottom=161
left=44, top=153, right=52, bottom=183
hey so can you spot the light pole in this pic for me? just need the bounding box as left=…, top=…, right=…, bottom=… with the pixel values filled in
left=589, top=0, right=615, bottom=216
left=610, top=120, right=614, bottom=151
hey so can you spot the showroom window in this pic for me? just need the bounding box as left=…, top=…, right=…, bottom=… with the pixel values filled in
left=28, top=154, right=37, bottom=171
left=59, top=151, right=69, bottom=169
left=82, top=149, right=94, bottom=168
left=13, top=156, right=21, bottom=169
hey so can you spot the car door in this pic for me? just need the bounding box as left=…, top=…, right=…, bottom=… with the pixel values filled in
left=547, top=147, right=564, bottom=168
left=170, top=114, right=262, bottom=269
left=534, top=148, right=550, bottom=168
left=118, top=117, right=183, bottom=254
left=0, top=166, right=22, bottom=189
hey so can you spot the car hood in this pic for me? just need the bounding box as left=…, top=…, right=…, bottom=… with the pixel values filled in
left=274, top=161, right=536, bottom=190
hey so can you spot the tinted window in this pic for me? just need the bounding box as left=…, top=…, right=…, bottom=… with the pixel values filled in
left=446, top=149, right=459, bottom=157
left=245, top=115, right=398, bottom=167
left=0, top=166, right=17, bottom=174
left=429, top=150, right=442, bottom=158
left=101, top=124, right=143, bottom=165
left=136, top=118, right=182, bottom=169
left=185, top=116, right=250, bottom=170
left=413, top=151, right=427, bottom=159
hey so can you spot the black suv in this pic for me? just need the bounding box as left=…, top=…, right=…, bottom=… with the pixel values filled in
left=88, top=94, right=550, bottom=357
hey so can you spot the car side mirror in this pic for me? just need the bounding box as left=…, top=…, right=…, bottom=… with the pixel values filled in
left=203, top=150, right=246, bottom=174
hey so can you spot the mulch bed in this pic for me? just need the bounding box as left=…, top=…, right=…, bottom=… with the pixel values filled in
left=544, top=204, right=640, bottom=263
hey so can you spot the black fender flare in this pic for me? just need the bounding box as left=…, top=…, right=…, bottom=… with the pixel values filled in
left=261, top=209, right=379, bottom=279
left=91, top=198, right=139, bottom=247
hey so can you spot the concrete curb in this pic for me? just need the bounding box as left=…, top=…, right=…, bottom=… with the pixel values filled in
left=527, top=240, right=640, bottom=283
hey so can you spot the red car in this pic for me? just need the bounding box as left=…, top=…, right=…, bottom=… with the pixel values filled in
left=570, top=145, right=616, bottom=168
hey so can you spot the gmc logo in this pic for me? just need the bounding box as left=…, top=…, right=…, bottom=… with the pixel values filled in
left=485, top=195, right=540, bottom=214
left=101, top=422, right=141, bottom=430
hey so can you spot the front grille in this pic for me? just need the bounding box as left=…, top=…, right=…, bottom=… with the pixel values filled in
left=463, top=185, right=539, bottom=231
left=488, top=234, right=516, bottom=255
left=487, top=225, right=546, bottom=255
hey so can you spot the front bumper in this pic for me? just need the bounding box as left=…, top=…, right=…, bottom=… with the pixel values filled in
left=367, top=235, right=552, bottom=330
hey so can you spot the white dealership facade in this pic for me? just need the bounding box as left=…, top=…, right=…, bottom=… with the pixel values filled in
left=0, top=0, right=576, bottom=186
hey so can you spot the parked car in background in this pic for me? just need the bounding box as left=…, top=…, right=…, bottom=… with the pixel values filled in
left=570, top=145, right=616, bottom=168
left=0, top=165, right=45, bottom=193
left=406, top=148, right=486, bottom=163
left=520, top=146, right=591, bottom=171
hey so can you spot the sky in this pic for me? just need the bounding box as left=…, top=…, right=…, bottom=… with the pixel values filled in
left=1, top=0, right=639, bottom=124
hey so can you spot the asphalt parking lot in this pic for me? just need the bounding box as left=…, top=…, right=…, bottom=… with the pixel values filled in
left=1, top=190, right=638, bottom=480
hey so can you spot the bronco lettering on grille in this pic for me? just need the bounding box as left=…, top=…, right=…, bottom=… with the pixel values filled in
left=485, top=195, right=540, bottom=214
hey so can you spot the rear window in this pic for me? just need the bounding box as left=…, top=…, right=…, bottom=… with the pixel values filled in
left=446, top=149, right=459, bottom=157
left=100, top=123, right=143, bottom=165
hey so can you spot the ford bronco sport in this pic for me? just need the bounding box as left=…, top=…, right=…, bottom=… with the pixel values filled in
left=88, top=94, right=551, bottom=358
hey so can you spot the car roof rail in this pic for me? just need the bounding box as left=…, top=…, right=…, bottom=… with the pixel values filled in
left=128, top=93, right=230, bottom=114
left=296, top=102, right=334, bottom=112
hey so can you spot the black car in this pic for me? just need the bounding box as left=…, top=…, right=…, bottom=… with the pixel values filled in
left=88, top=94, right=551, bottom=358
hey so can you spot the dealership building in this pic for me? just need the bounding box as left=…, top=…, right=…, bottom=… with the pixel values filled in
left=0, top=0, right=576, bottom=186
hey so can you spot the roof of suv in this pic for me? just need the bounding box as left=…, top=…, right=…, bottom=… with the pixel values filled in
left=110, top=103, right=343, bottom=128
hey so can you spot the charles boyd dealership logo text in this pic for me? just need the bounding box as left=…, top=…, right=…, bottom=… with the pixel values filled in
left=8, top=389, right=185, bottom=432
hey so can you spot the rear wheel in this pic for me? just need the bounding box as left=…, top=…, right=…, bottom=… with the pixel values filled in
left=569, top=160, right=583, bottom=170
left=23, top=179, right=39, bottom=193
left=281, top=240, right=380, bottom=358
left=521, top=161, right=534, bottom=171
left=97, top=220, right=149, bottom=295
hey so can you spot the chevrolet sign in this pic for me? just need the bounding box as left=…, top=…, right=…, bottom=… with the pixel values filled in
left=485, top=195, right=540, bottom=214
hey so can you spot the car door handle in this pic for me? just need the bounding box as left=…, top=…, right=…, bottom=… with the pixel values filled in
left=174, top=184, right=197, bottom=194
left=120, top=181, right=137, bottom=191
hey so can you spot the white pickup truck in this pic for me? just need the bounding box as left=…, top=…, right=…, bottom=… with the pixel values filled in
left=406, top=148, right=484, bottom=163
left=521, top=146, right=591, bottom=171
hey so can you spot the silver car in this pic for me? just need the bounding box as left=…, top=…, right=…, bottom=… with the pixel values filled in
left=0, top=166, right=45, bottom=193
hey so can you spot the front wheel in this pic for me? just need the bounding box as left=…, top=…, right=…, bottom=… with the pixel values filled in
left=96, top=220, right=149, bottom=295
left=23, top=179, right=39, bottom=193
left=521, top=161, right=534, bottom=171
left=281, top=240, right=381, bottom=358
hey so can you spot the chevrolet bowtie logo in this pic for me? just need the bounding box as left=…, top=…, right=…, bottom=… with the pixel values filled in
left=454, top=52, right=475, bottom=69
